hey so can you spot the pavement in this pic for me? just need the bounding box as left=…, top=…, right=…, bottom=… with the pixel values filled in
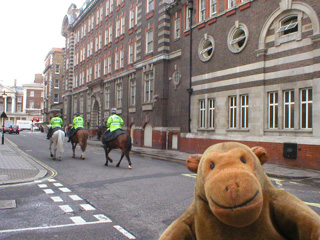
left=1, top=136, right=320, bottom=186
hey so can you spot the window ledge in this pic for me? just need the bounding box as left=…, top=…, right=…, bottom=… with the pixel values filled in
left=226, top=129, right=250, bottom=132
left=264, top=129, right=313, bottom=133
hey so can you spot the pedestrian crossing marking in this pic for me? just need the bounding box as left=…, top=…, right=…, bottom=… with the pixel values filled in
left=69, top=195, right=82, bottom=201
left=114, top=225, right=136, bottom=239
left=50, top=196, right=63, bottom=202
left=59, top=205, right=73, bottom=213
left=38, top=184, right=48, bottom=188
left=43, top=189, right=54, bottom=194
left=59, top=187, right=71, bottom=193
left=47, top=179, right=56, bottom=182
left=94, top=214, right=112, bottom=223
left=80, top=204, right=95, bottom=211
left=53, top=183, right=63, bottom=187
left=70, top=216, right=86, bottom=224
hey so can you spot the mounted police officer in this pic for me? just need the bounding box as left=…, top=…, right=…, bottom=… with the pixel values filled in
left=102, top=108, right=124, bottom=144
left=67, top=112, right=84, bottom=142
left=47, top=113, right=63, bottom=140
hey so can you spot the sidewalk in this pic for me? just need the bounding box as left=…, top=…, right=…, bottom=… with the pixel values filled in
left=0, top=137, right=320, bottom=186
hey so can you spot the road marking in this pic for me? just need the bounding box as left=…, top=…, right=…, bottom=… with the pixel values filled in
left=69, top=195, right=82, bottom=201
left=305, top=202, right=320, bottom=208
left=43, top=189, right=54, bottom=194
left=47, top=179, right=56, bottom=182
left=114, top=225, right=136, bottom=239
left=50, top=196, right=63, bottom=202
left=59, top=187, right=71, bottom=193
left=70, top=216, right=86, bottom=224
left=53, top=183, right=63, bottom=187
left=38, top=184, right=48, bottom=188
left=182, top=173, right=197, bottom=178
left=0, top=220, right=111, bottom=233
left=34, top=180, right=42, bottom=183
left=80, top=204, right=96, bottom=211
left=59, top=205, right=73, bottom=213
left=94, top=214, right=112, bottom=223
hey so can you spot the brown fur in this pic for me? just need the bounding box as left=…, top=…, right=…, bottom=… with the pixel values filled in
left=159, top=142, right=320, bottom=240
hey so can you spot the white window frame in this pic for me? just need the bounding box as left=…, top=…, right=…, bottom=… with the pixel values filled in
left=229, top=96, right=237, bottom=129
left=228, top=0, right=236, bottom=8
left=210, top=0, right=217, bottom=16
left=105, top=86, right=110, bottom=110
left=54, top=79, right=59, bottom=88
left=130, top=8, right=135, bottom=28
left=300, top=88, right=312, bottom=129
left=129, top=75, right=136, bottom=106
left=174, top=18, right=181, bottom=39
left=116, top=79, right=123, bottom=108
left=147, top=0, right=154, bottom=12
left=185, top=5, right=191, bottom=30
left=121, top=15, right=125, bottom=35
left=268, top=92, right=278, bottom=129
left=55, top=64, right=60, bottom=74
left=240, top=94, right=249, bottom=129
left=30, top=91, right=35, bottom=97
left=199, top=99, right=206, bottom=129
left=144, top=70, right=154, bottom=103
left=54, top=94, right=59, bottom=104
left=283, top=90, right=295, bottom=129
left=199, top=0, right=206, bottom=22
left=146, top=29, right=153, bottom=54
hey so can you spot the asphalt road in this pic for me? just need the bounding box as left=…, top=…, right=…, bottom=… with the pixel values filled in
left=2, top=131, right=320, bottom=239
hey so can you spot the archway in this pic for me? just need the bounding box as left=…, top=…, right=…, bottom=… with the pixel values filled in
left=91, top=100, right=100, bottom=127
left=144, top=123, right=152, bottom=147
left=130, top=124, right=135, bottom=144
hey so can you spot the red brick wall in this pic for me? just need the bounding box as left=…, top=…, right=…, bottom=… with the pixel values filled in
left=179, top=137, right=320, bottom=171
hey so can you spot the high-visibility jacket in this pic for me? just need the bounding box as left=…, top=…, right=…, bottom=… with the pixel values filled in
left=50, top=117, right=63, bottom=129
left=72, top=116, right=84, bottom=129
left=106, top=114, right=123, bottom=132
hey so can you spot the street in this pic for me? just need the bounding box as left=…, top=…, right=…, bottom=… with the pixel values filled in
left=1, top=131, right=320, bottom=239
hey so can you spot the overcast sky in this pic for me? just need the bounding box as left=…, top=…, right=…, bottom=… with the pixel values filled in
left=0, top=0, right=85, bottom=87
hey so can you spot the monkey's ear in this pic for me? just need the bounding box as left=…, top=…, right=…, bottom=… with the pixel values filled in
left=251, top=146, right=268, bottom=165
left=186, top=154, right=202, bottom=173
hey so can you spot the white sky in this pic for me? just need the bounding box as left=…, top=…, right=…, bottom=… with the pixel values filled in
left=0, top=0, right=85, bottom=87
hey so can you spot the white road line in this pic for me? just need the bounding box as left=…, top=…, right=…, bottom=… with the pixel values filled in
left=80, top=204, right=96, bottom=211
left=38, top=184, right=48, bottom=188
left=182, top=173, right=197, bottom=178
left=0, top=220, right=111, bottom=233
left=69, top=195, right=82, bottom=201
left=94, top=214, right=112, bottom=223
left=59, top=187, right=71, bottom=193
left=70, top=216, right=86, bottom=224
left=114, top=225, right=136, bottom=239
left=59, top=205, right=73, bottom=213
left=47, top=179, right=56, bottom=182
left=53, top=183, right=63, bottom=187
left=43, top=189, right=54, bottom=194
left=50, top=196, right=63, bottom=202
left=34, top=180, right=42, bottom=183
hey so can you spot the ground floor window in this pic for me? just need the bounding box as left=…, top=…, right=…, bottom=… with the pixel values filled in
left=229, top=96, right=237, bottom=129
left=300, top=88, right=312, bottom=129
left=268, top=92, right=278, bottom=129
left=198, top=98, right=215, bottom=129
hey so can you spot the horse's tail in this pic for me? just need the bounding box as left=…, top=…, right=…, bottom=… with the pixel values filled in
left=58, top=130, right=64, bottom=153
left=126, top=134, right=132, bottom=152
left=80, top=130, right=88, bottom=152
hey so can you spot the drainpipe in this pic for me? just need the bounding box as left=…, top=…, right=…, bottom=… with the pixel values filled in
left=187, top=0, right=194, bottom=133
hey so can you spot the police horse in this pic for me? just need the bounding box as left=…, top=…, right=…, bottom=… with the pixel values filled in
left=67, top=124, right=89, bottom=160
left=49, top=129, right=65, bottom=161
left=97, top=125, right=132, bottom=169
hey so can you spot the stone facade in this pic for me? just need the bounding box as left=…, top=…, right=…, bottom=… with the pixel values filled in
left=61, top=0, right=320, bottom=170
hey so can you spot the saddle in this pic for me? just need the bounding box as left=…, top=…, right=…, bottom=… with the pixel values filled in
left=69, top=127, right=85, bottom=138
left=102, top=129, right=126, bottom=143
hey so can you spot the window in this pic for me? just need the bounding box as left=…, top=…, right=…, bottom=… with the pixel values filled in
left=30, top=101, right=34, bottom=108
left=17, top=97, right=22, bottom=103
left=116, top=19, right=120, bottom=38
left=185, top=5, right=191, bottom=30
left=108, top=55, right=112, bottom=73
left=30, top=91, right=34, bottom=97
left=198, top=34, right=215, bottom=62
left=120, top=49, right=124, bottom=68
left=275, top=13, right=302, bottom=46
left=17, top=105, right=22, bottom=112
left=147, top=0, right=154, bottom=12
left=105, top=86, right=110, bottom=110
left=54, top=94, right=59, bottom=103
left=228, top=0, right=236, bottom=8
left=146, top=29, right=153, bottom=54
left=229, top=96, right=237, bottom=129
left=130, top=8, right=135, bottom=28
left=109, top=25, right=113, bottom=42
left=199, top=0, right=205, bottom=22
left=115, top=51, right=119, bottom=70
left=129, top=43, right=134, bottom=64
left=210, top=0, right=217, bottom=16
left=54, top=79, right=59, bottom=88
left=174, top=18, right=180, bottom=39
left=283, top=90, right=294, bottom=129
left=300, top=88, right=312, bottom=129
left=278, top=15, right=298, bottom=35
left=106, top=0, right=110, bottom=15
left=199, top=99, right=206, bottom=129
left=105, top=29, right=109, bottom=45
left=228, top=23, right=249, bottom=53
left=104, top=57, right=108, bottom=75
left=55, top=64, right=60, bottom=74
left=116, top=79, right=123, bottom=108
left=129, top=74, right=136, bottom=106
left=240, top=95, right=249, bottom=129
left=144, top=70, right=153, bottom=102
left=268, top=92, right=278, bottom=129
left=121, top=15, right=125, bottom=35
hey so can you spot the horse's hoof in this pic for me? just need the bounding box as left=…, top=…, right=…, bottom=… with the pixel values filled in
left=116, top=164, right=120, bottom=168
left=104, top=163, right=108, bottom=166
left=58, top=158, right=62, bottom=161
left=72, top=156, right=75, bottom=158
left=50, top=154, right=53, bottom=157
left=128, top=166, right=132, bottom=170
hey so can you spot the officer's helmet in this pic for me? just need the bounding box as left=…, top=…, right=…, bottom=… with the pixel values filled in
left=55, top=113, right=61, bottom=117
left=111, top=108, right=117, bottom=114
left=75, top=112, right=80, bottom=116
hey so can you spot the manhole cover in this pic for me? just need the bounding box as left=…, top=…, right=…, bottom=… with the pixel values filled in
left=0, top=200, right=16, bottom=209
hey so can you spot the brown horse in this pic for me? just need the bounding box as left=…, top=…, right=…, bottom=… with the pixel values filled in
left=68, top=124, right=89, bottom=159
left=97, top=125, right=132, bottom=169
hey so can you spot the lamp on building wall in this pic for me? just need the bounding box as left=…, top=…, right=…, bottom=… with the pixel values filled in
left=1, top=91, right=8, bottom=144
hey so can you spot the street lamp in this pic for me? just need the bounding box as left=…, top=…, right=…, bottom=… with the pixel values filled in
left=1, top=91, right=7, bottom=145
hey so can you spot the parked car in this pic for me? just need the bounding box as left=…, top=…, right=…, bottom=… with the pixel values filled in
left=8, top=125, right=20, bottom=134
left=3, top=122, right=13, bottom=133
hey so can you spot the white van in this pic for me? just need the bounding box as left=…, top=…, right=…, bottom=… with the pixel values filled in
left=17, top=120, right=32, bottom=130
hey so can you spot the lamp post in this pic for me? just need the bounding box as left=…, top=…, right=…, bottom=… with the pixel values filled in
left=1, top=91, right=7, bottom=145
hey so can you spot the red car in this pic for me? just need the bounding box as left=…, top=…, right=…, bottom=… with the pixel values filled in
left=9, top=125, right=20, bottom=134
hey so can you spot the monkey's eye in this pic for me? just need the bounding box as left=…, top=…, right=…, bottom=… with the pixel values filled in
left=210, top=162, right=215, bottom=169
left=240, top=157, right=246, bottom=164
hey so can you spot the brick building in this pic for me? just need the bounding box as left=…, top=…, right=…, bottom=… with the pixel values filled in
left=61, top=0, right=320, bottom=170
left=43, top=48, right=64, bottom=123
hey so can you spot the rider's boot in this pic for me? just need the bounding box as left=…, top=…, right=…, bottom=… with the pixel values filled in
left=67, top=137, right=71, bottom=142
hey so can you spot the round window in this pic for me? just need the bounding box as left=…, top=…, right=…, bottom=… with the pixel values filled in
left=198, top=35, right=215, bottom=62
left=228, top=23, right=249, bottom=53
